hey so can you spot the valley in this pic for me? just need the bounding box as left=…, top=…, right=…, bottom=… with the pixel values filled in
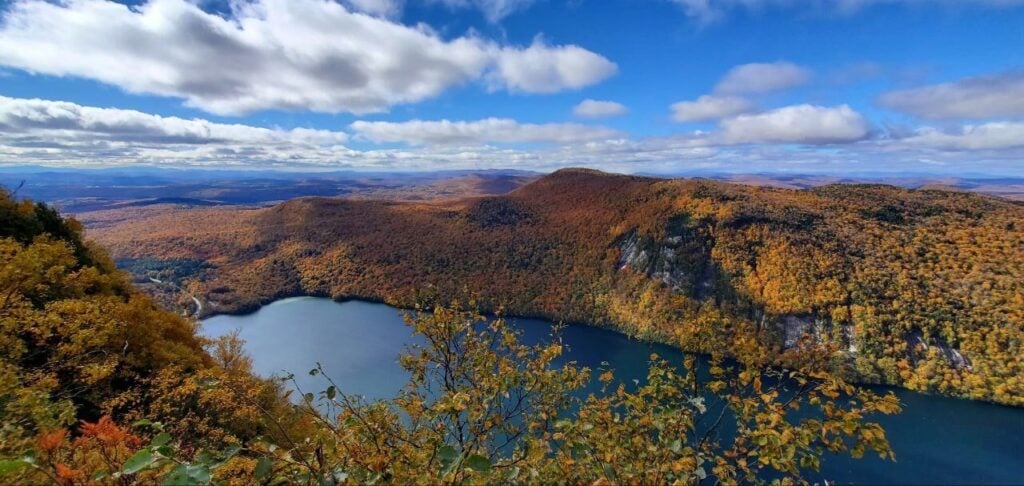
left=5, top=1, right=1024, bottom=482
left=82, top=169, right=1024, bottom=407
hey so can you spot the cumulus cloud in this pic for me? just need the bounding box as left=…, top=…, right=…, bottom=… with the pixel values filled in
left=573, top=99, right=628, bottom=118
left=668, top=0, right=1024, bottom=24
left=0, top=96, right=348, bottom=145
left=714, top=62, right=812, bottom=95
left=718, top=104, right=871, bottom=144
left=0, top=95, right=365, bottom=169
left=878, top=70, right=1024, bottom=120
left=490, top=40, right=618, bottom=94
left=670, top=95, right=754, bottom=122
left=350, top=118, right=622, bottom=145
left=4, top=95, right=1023, bottom=174
left=897, top=122, right=1024, bottom=150
left=0, top=0, right=616, bottom=116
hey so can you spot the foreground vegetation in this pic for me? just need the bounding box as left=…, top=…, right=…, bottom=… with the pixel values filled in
left=87, top=169, right=1024, bottom=405
left=1, top=190, right=900, bottom=484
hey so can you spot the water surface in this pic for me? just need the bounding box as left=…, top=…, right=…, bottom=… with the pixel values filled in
left=203, top=297, right=1024, bottom=484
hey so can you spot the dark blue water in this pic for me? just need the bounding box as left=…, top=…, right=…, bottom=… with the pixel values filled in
left=203, top=297, right=1024, bottom=485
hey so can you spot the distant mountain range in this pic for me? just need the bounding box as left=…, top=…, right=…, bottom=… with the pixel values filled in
left=0, top=166, right=539, bottom=212
left=704, top=173, right=1024, bottom=201
left=3, top=166, right=1021, bottom=216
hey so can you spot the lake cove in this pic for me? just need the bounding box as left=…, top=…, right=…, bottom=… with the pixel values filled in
left=203, top=297, right=1024, bottom=485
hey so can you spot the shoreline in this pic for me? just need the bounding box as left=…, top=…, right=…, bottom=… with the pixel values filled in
left=199, top=293, right=1024, bottom=410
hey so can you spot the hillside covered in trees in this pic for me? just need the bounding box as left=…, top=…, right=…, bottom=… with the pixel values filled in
left=86, top=169, right=1024, bottom=406
left=0, top=188, right=901, bottom=484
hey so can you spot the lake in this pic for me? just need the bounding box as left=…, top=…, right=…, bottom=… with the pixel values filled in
left=203, top=296, right=1024, bottom=484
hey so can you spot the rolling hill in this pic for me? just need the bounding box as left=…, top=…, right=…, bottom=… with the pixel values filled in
left=84, top=169, right=1024, bottom=405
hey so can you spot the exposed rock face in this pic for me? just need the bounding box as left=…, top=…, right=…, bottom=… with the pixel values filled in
left=843, top=323, right=858, bottom=353
left=906, top=330, right=972, bottom=370
left=616, top=221, right=713, bottom=298
left=618, top=232, right=649, bottom=271
left=781, top=315, right=822, bottom=348
left=618, top=231, right=688, bottom=290
left=618, top=216, right=975, bottom=373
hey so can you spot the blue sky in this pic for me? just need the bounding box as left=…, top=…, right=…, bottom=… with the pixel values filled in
left=0, top=0, right=1023, bottom=175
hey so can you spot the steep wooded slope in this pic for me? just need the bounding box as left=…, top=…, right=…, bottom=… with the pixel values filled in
left=88, top=169, right=1024, bottom=405
left=0, top=190, right=290, bottom=466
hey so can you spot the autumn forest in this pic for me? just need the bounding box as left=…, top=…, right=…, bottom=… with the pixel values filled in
left=85, top=169, right=1024, bottom=406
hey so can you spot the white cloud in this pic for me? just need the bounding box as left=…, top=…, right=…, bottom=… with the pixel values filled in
left=714, top=62, right=812, bottom=95
left=0, top=0, right=616, bottom=116
left=671, top=95, right=754, bottom=122
left=350, top=118, right=622, bottom=145
left=668, top=0, right=1024, bottom=24
left=878, top=70, right=1024, bottom=120
left=898, top=122, right=1024, bottom=150
left=0, top=96, right=348, bottom=145
left=490, top=39, right=619, bottom=94
left=573, top=99, right=628, bottom=118
left=0, top=95, right=365, bottom=169
left=719, top=104, right=871, bottom=144
left=431, top=0, right=537, bottom=22
left=4, top=96, right=1024, bottom=175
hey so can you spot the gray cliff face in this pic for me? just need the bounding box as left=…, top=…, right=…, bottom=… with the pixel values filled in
left=906, top=330, right=972, bottom=370
left=781, top=315, right=823, bottom=348
left=777, top=315, right=857, bottom=352
left=617, top=232, right=649, bottom=271
left=616, top=229, right=711, bottom=298
left=616, top=222, right=971, bottom=371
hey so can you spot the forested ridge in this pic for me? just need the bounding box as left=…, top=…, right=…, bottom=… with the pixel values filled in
left=88, top=169, right=1024, bottom=406
left=0, top=187, right=902, bottom=484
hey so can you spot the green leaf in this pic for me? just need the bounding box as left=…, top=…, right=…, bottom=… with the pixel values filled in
left=122, top=449, right=157, bottom=474
left=0, top=460, right=27, bottom=476
left=163, top=464, right=190, bottom=485
left=150, top=432, right=172, bottom=448
left=437, top=445, right=460, bottom=475
left=132, top=419, right=153, bottom=428
left=304, top=392, right=314, bottom=403
left=219, top=445, right=241, bottom=464
left=162, top=464, right=211, bottom=486
left=465, top=454, right=491, bottom=472
left=189, top=466, right=211, bottom=484
left=254, top=457, right=273, bottom=480
left=196, top=377, right=219, bottom=389
left=326, top=386, right=336, bottom=400
left=437, top=445, right=457, bottom=463
left=194, top=450, right=216, bottom=467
